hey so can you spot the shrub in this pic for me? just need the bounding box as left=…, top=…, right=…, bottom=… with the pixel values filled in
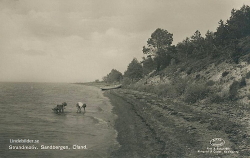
left=229, top=81, right=239, bottom=100
left=206, top=80, right=215, bottom=86
left=143, top=84, right=155, bottom=93
left=222, top=71, right=229, bottom=77
left=247, top=94, right=250, bottom=99
left=186, top=67, right=192, bottom=75
left=155, top=84, right=167, bottom=95
left=173, top=77, right=189, bottom=96
left=179, top=66, right=185, bottom=72
left=246, top=71, right=250, bottom=79
left=195, top=74, right=200, bottom=79
left=122, top=77, right=132, bottom=86
left=184, top=83, right=209, bottom=103
left=209, top=93, right=224, bottom=103
left=239, top=77, right=246, bottom=88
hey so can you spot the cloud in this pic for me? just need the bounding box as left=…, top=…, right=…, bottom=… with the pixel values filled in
left=1, top=0, right=250, bottom=82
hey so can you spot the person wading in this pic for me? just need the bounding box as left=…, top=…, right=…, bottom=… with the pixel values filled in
left=76, top=102, right=87, bottom=113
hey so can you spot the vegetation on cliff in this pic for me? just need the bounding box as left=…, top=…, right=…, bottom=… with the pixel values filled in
left=103, top=5, right=250, bottom=105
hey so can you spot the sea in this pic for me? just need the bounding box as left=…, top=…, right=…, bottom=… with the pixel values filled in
left=0, top=82, right=119, bottom=158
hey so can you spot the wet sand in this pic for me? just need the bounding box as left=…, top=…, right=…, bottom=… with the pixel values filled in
left=104, top=90, right=166, bottom=158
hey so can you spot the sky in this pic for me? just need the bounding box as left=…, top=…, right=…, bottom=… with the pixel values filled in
left=0, top=0, right=250, bottom=83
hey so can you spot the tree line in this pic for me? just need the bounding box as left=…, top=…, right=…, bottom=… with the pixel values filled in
left=102, top=5, right=250, bottom=84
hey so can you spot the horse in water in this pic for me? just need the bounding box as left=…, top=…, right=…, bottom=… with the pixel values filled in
left=76, top=102, right=87, bottom=113
left=52, top=102, right=67, bottom=113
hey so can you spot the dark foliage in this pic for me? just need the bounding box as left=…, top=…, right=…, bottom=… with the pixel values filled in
left=239, top=77, right=246, bottom=88
left=229, top=81, right=240, bottom=100
left=222, top=71, right=229, bottom=77
left=174, top=5, right=250, bottom=64
left=103, top=69, right=123, bottom=83
left=206, top=80, right=215, bottom=86
left=246, top=71, right=250, bottom=79
left=143, top=28, right=174, bottom=71
left=141, top=57, right=155, bottom=75
left=184, top=83, right=209, bottom=104
left=124, top=58, right=143, bottom=82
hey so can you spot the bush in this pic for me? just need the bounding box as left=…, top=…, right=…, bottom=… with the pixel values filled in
left=146, top=78, right=189, bottom=98
left=174, top=78, right=189, bottom=95
left=239, top=77, right=246, bottom=88
left=122, top=77, right=132, bottom=86
left=154, top=84, right=169, bottom=96
left=184, top=83, right=209, bottom=103
left=229, top=81, right=240, bottom=100
left=179, top=66, right=186, bottom=72
left=209, top=93, right=224, bottom=103
left=206, top=80, right=215, bottom=86
left=195, top=74, right=200, bottom=79
left=186, top=67, right=192, bottom=75
left=246, top=71, right=250, bottom=79
left=222, top=71, right=229, bottom=77
left=140, top=84, right=155, bottom=93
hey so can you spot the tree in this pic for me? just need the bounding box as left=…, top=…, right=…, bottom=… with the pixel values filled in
left=104, top=69, right=123, bottom=83
left=214, top=20, right=229, bottom=46
left=141, top=57, right=155, bottom=75
left=143, top=28, right=173, bottom=71
left=154, top=50, right=172, bottom=70
left=213, top=5, right=250, bottom=63
left=147, top=28, right=173, bottom=50
left=191, top=30, right=203, bottom=42
left=204, top=30, right=217, bottom=57
left=176, top=37, right=193, bottom=61
left=189, top=30, right=204, bottom=57
left=102, top=76, right=108, bottom=83
left=227, top=5, right=250, bottom=40
left=124, top=58, right=143, bottom=82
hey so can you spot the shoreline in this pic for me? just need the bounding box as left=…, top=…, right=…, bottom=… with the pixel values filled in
left=104, top=90, right=165, bottom=158
left=104, top=88, right=248, bottom=157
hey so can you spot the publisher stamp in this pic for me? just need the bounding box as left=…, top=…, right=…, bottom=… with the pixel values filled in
left=197, top=138, right=239, bottom=155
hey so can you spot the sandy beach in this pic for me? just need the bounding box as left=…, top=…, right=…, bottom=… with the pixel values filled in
left=105, top=91, right=165, bottom=158
left=104, top=88, right=248, bottom=158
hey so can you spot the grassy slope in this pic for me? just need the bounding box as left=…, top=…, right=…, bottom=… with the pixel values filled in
left=111, top=51, right=250, bottom=157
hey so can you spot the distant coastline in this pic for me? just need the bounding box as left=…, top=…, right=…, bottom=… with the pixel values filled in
left=74, top=81, right=119, bottom=89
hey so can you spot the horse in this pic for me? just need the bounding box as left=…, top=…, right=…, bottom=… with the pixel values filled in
left=76, top=102, right=87, bottom=113
left=52, top=102, right=67, bottom=113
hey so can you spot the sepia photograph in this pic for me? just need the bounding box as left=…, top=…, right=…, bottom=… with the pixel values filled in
left=1, top=0, right=250, bottom=157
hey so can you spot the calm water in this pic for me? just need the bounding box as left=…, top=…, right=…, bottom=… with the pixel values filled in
left=0, top=82, right=119, bottom=158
